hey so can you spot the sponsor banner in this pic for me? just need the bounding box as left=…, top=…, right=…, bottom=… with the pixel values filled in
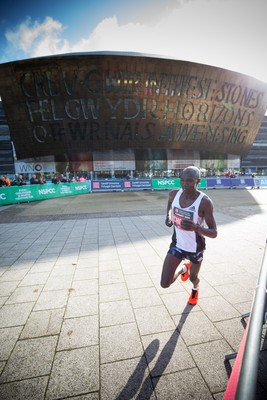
left=152, top=178, right=207, bottom=190
left=254, top=178, right=267, bottom=187
left=92, top=180, right=124, bottom=191
left=92, top=179, right=152, bottom=191
left=15, top=161, right=56, bottom=173
left=0, top=182, right=90, bottom=206
left=0, top=187, right=36, bottom=204
left=206, top=178, right=232, bottom=188
left=93, top=160, right=114, bottom=171
left=93, top=149, right=136, bottom=171
left=152, top=178, right=180, bottom=190
left=231, top=178, right=255, bottom=187
left=206, top=178, right=255, bottom=188
left=93, top=160, right=135, bottom=171
left=123, top=179, right=152, bottom=190
left=197, top=179, right=207, bottom=189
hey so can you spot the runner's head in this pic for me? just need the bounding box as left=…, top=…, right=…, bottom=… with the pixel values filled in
left=181, top=166, right=201, bottom=180
left=180, top=167, right=201, bottom=192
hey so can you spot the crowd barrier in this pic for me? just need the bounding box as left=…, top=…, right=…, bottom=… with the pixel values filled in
left=255, top=177, right=267, bottom=187
left=90, top=177, right=263, bottom=191
left=0, top=181, right=90, bottom=206
left=0, top=177, right=266, bottom=206
left=91, top=177, right=207, bottom=192
left=91, top=178, right=152, bottom=191
left=206, top=177, right=254, bottom=188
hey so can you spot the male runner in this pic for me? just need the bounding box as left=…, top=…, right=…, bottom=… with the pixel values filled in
left=160, top=166, right=218, bottom=304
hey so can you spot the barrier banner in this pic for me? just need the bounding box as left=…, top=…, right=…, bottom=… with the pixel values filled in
left=152, top=178, right=180, bottom=190
left=207, top=178, right=256, bottom=188
left=231, top=178, right=255, bottom=187
left=92, top=179, right=152, bottom=191
left=91, top=180, right=124, bottom=191
left=0, top=182, right=90, bottom=206
left=152, top=178, right=206, bottom=190
left=206, top=178, right=232, bottom=188
left=123, top=179, right=152, bottom=190
left=254, top=178, right=267, bottom=187
left=198, top=179, right=207, bottom=189
left=0, top=186, right=35, bottom=205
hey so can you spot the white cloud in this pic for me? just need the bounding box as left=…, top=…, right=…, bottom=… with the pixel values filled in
left=2, top=0, right=267, bottom=82
left=70, top=0, right=267, bottom=83
left=5, top=16, right=70, bottom=58
left=72, top=16, right=147, bottom=53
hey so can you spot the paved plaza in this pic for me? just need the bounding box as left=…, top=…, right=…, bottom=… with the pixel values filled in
left=0, top=188, right=266, bottom=399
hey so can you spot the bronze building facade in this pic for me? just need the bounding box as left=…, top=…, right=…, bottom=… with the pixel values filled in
left=241, top=115, right=267, bottom=175
left=0, top=52, right=267, bottom=177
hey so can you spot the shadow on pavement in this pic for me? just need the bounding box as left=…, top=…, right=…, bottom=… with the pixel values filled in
left=116, top=305, right=193, bottom=399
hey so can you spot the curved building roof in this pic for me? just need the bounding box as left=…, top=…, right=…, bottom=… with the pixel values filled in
left=0, top=52, right=267, bottom=160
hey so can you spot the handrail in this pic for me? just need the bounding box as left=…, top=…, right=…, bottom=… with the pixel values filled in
left=235, top=239, right=267, bottom=400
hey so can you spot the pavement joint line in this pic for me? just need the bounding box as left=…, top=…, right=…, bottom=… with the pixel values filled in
left=0, top=190, right=266, bottom=399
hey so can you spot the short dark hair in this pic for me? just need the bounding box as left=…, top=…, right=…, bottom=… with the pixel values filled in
left=182, top=166, right=201, bottom=179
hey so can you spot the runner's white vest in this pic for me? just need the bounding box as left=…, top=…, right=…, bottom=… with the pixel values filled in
left=172, top=190, right=205, bottom=252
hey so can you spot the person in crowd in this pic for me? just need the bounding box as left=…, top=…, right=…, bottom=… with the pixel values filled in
left=38, top=175, right=46, bottom=184
left=251, top=173, right=260, bottom=189
left=52, top=174, right=59, bottom=184
left=3, top=176, right=10, bottom=186
left=10, top=177, right=18, bottom=186
left=17, top=175, right=26, bottom=185
left=59, top=174, right=68, bottom=183
left=30, top=174, right=39, bottom=184
left=0, top=176, right=8, bottom=187
left=161, top=166, right=218, bottom=305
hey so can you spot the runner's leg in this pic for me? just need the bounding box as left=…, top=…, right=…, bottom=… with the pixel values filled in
left=160, top=253, right=183, bottom=288
left=189, top=261, right=202, bottom=288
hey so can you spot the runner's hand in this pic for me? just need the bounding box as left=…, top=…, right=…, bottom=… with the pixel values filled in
left=180, top=219, right=195, bottom=231
left=165, top=216, right=173, bottom=227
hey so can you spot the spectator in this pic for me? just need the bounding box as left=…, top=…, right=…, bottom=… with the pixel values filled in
left=251, top=173, right=259, bottom=189
left=0, top=176, right=7, bottom=187
left=30, top=174, right=39, bottom=184
left=38, top=175, right=46, bottom=184
left=52, top=174, right=59, bottom=184
left=3, top=176, right=10, bottom=186
left=17, top=175, right=26, bottom=185
left=10, top=177, right=18, bottom=186
left=59, top=174, right=68, bottom=183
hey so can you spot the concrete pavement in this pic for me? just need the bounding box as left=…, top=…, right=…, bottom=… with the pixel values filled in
left=0, top=189, right=266, bottom=399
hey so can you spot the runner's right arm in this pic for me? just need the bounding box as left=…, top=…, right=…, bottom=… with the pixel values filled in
left=165, top=190, right=178, bottom=227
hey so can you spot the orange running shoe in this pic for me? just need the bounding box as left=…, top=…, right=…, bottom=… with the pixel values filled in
left=188, top=289, right=199, bottom=305
left=180, top=261, right=190, bottom=282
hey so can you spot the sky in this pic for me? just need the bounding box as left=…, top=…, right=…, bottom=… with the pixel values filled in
left=0, top=0, right=267, bottom=83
